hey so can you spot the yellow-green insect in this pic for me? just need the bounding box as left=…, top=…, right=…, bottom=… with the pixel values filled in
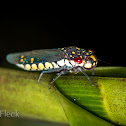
left=6, top=46, right=98, bottom=89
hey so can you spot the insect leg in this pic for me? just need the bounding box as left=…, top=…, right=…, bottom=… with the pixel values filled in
left=92, top=69, right=95, bottom=75
left=63, top=49, right=74, bottom=68
left=37, top=71, right=44, bottom=84
left=78, top=68, right=94, bottom=86
left=67, top=54, right=74, bottom=67
left=49, top=70, right=67, bottom=89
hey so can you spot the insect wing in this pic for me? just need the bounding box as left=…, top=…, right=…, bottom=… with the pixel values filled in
left=6, top=49, right=64, bottom=65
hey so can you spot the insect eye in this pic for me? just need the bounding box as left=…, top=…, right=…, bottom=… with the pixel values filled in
left=74, top=57, right=82, bottom=64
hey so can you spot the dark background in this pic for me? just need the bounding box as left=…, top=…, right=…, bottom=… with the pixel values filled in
left=0, top=4, right=126, bottom=67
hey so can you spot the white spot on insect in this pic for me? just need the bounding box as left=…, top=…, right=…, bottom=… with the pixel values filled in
left=32, top=64, right=37, bottom=70
left=78, top=62, right=84, bottom=67
left=16, top=64, right=24, bottom=68
left=70, top=60, right=76, bottom=66
left=52, top=62, right=59, bottom=68
left=45, top=62, right=53, bottom=69
left=38, top=63, right=44, bottom=70
left=64, top=59, right=72, bottom=67
left=57, top=59, right=65, bottom=66
left=25, top=64, right=31, bottom=70
left=84, top=61, right=92, bottom=68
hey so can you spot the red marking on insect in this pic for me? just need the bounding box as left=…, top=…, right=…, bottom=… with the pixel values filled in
left=74, top=57, right=82, bottom=64
left=89, top=49, right=94, bottom=53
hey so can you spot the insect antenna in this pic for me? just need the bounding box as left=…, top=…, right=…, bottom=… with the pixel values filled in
left=97, top=59, right=110, bottom=65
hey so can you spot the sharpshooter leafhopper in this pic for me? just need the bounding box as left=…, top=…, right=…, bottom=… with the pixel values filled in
left=6, top=46, right=98, bottom=89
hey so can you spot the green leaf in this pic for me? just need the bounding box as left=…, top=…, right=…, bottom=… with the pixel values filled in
left=55, top=67, right=126, bottom=126
left=0, top=67, right=126, bottom=126
left=0, top=67, right=68, bottom=125
left=56, top=90, right=114, bottom=126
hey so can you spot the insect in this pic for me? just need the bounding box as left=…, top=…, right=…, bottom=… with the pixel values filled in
left=6, top=46, right=98, bottom=89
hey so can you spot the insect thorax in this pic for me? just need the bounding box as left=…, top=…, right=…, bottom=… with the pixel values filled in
left=60, top=46, right=86, bottom=60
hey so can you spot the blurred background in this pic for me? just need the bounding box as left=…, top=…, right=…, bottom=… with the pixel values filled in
left=0, top=3, right=126, bottom=68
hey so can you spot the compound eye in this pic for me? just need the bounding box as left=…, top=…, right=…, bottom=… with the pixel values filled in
left=74, top=57, right=82, bottom=64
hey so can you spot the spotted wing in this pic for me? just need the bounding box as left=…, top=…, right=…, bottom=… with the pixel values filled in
left=6, top=49, right=64, bottom=65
